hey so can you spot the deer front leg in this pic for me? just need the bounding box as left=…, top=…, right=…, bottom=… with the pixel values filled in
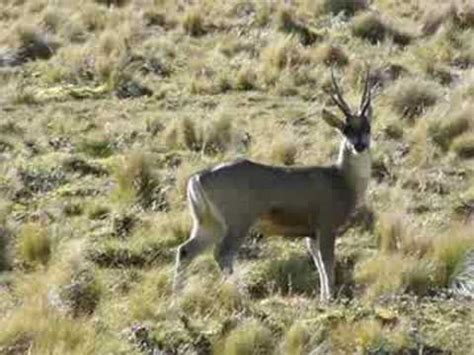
left=306, top=236, right=328, bottom=302
left=306, top=230, right=335, bottom=302
left=319, top=230, right=336, bottom=301
left=173, top=224, right=216, bottom=293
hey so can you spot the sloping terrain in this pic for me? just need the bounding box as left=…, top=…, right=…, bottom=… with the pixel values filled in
left=0, top=0, right=473, bottom=354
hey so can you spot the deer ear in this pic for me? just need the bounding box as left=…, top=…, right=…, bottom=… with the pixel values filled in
left=322, top=108, right=345, bottom=130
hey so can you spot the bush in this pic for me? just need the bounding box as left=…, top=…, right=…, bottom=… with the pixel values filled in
left=17, top=222, right=51, bottom=267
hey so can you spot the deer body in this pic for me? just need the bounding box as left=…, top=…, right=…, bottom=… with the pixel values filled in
left=174, top=70, right=374, bottom=301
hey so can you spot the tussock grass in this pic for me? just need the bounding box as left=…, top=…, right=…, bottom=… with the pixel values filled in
left=58, top=268, right=102, bottom=317
left=352, top=12, right=413, bottom=46
left=182, top=7, right=206, bottom=36
left=276, top=6, right=320, bottom=45
left=313, top=44, right=349, bottom=67
left=181, top=117, right=202, bottom=151
left=203, top=110, right=234, bottom=155
left=355, top=253, right=436, bottom=298
left=260, top=35, right=309, bottom=85
left=323, top=0, right=368, bottom=16
left=94, top=0, right=130, bottom=8
left=431, top=225, right=474, bottom=286
left=451, top=132, right=474, bottom=158
left=113, top=152, right=164, bottom=210
left=428, top=105, right=472, bottom=150
left=244, top=250, right=317, bottom=297
left=422, top=1, right=474, bottom=35
left=357, top=220, right=474, bottom=298
left=216, top=319, right=274, bottom=355
left=235, top=66, right=258, bottom=91
left=269, top=138, right=298, bottom=166
left=16, top=222, right=51, bottom=267
left=387, top=78, right=441, bottom=120
left=126, top=268, right=172, bottom=320
left=0, top=226, right=11, bottom=271
left=331, top=318, right=410, bottom=353
left=281, top=321, right=322, bottom=355
left=78, top=136, right=114, bottom=158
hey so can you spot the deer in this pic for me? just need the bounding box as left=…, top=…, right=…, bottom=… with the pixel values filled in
left=173, top=69, right=374, bottom=302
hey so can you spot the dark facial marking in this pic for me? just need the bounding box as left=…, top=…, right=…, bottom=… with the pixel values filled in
left=343, top=116, right=371, bottom=152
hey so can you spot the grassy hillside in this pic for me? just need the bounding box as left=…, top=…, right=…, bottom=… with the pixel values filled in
left=0, top=0, right=473, bottom=354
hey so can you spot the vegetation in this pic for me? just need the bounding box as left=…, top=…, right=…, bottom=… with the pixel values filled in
left=0, top=0, right=473, bottom=353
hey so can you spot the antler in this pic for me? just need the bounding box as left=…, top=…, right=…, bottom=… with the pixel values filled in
left=325, top=67, right=352, bottom=117
left=360, top=67, right=372, bottom=115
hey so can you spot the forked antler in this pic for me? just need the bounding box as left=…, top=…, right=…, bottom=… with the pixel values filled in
left=326, top=67, right=352, bottom=117
left=360, top=68, right=372, bottom=116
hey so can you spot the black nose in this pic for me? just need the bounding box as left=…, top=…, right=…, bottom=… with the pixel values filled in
left=354, top=143, right=367, bottom=152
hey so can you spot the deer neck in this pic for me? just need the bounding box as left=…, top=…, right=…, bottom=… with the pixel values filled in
left=337, top=138, right=371, bottom=203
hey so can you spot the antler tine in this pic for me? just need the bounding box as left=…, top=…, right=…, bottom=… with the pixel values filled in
left=360, top=67, right=370, bottom=111
left=329, top=67, right=352, bottom=117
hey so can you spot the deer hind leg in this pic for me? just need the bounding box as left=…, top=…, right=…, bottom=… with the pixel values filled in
left=214, top=221, right=250, bottom=275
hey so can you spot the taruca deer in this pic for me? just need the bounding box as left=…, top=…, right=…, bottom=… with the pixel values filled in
left=174, top=69, right=374, bottom=302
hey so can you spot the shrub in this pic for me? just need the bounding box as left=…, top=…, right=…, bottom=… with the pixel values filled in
left=387, top=79, right=440, bottom=120
left=352, top=13, right=412, bottom=46
left=17, top=222, right=51, bottom=267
